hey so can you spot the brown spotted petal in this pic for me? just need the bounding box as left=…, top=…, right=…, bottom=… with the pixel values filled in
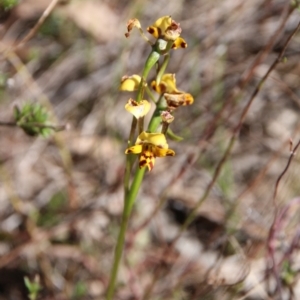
left=172, top=37, right=188, bottom=49
left=138, top=144, right=156, bottom=171
left=165, top=20, right=182, bottom=41
left=125, top=18, right=141, bottom=38
left=164, top=92, right=194, bottom=110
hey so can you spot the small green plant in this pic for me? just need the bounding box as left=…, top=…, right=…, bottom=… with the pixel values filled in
left=14, top=103, right=56, bottom=137
left=281, top=259, right=297, bottom=286
left=0, top=0, right=19, bottom=10
left=73, top=281, right=88, bottom=299
left=24, top=275, right=42, bottom=300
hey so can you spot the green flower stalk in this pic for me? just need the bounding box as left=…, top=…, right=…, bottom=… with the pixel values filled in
left=107, top=16, right=192, bottom=300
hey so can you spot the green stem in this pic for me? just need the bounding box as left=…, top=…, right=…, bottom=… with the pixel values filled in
left=138, top=116, right=144, bottom=134
left=145, top=86, right=157, bottom=104
left=161, top=121, right=169, bottom=134
left=106, top=210, right=129, bottom=300
left=136, top=50, right=160, bottom=102
left=107, top=110, right=161, bottom=299
left=107, top=50, right=161, bottom=300
left=123, top=117, right=137, bottom=196
left=147, top=95, right=166, bottom=133
left=106, top=165, right=146, bottom=300
left=156, top=53, right=170, bottom=85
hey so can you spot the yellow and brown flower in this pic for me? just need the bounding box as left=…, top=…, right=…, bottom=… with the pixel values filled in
left=120, top=75, right=142, bottom=91
left=125, top=131, right=175, bottom=171
left=125, top=98, right=151, bottom=119
left=147, top=16, right=187, bottom=49
left=151, top=74, right=193, bottom=110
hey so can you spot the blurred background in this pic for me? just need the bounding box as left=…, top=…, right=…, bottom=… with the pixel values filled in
left=0, top=0, right=300, bottom=299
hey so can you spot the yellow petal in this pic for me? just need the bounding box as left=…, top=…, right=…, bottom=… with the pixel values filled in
left=172, top=37, right=188, bottom=49
left=120, top=75, right=141, bottom=91
left=136, top=132, right=168, bottom=148
left=147, top=16, right=172, bottom=38
left=154, top=146, right=175, bottom=157
left=151, top=74, right=177, bottom=94
left=125, top=144, right=143, bottom=154
left=125, top=99, right=151, bottom=119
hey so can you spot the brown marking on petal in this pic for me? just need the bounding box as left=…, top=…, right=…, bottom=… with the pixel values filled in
left=184, top=99, right=193, bottom=105
left=166, top=152, right=175, bottom=156
left=148, top=161, right=154, bottom=171
left=165, top=21, right=182, bottom=41
left=139, top=159, right=147, bottom=168
left=160, top=83, right=167, bottom=93
left=148, top=27, right=154, bottom=34
left=125, top=149, right=133, bottom=154
left=121, top=75, right=129, bottom=82
left=151, top=81, right=158, bottom=92
left=166, top=104, right=176, bottom=111
left=144, top=152, right=153, bottom=159
left=166, top=100, right=183, bottom=110
left=169, top=21, right=181, bottom=32
left=183, top=94, right=194, bottom=106
left=165, top=93, right=191, bottom=109
left=181, top=41, right=187, bottom=48
left=125, top=19, right=141, bottom=38
left=147, top=26, right=162, bottom=38
left=172, top=41, right=187, bottom=49
left=139, top=150, right=155, bottom=171
left=128, top=98, right=138, bottom=106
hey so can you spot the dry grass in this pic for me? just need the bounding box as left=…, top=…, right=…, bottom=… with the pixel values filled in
left=1, top=0, right=300, bottom=299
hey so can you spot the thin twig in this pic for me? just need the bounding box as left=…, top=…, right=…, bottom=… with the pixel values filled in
left=15, top=0, right=60, bottom=49
left=0, top=121, right=17, bottom=127
left=200, top=2, right=294, bottom=143
left=273, top=138, right=300, bottom=206
left=267, top=136, right=300, bottom=297
left=267, top=198, right=300, bottom=297
left=182, top=20, right=300, bottom=242
left=0, top=121, right=66, bottom=132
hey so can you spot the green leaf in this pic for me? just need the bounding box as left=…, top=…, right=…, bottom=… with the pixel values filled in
left=167, top=127, right=184, bottom=141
